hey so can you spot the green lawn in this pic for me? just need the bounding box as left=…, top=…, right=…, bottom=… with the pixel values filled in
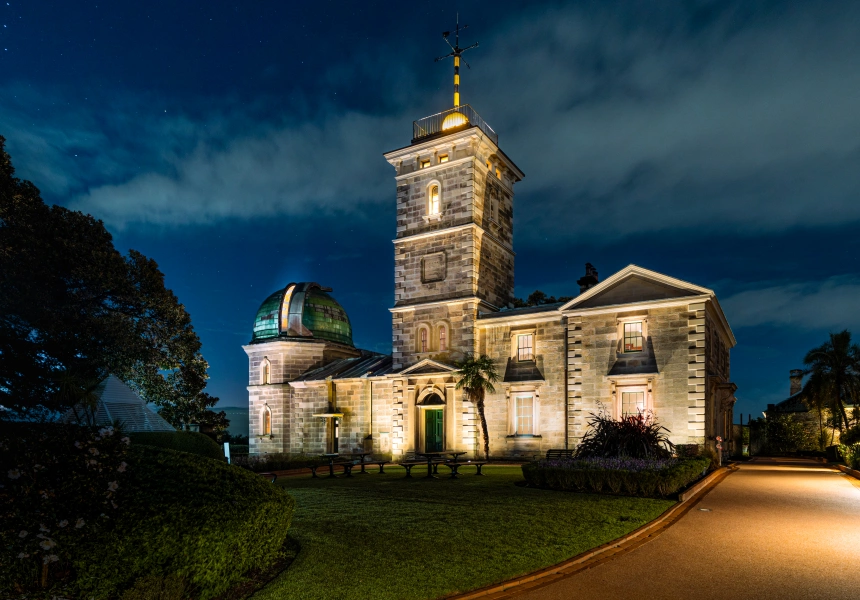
left=253, top=465, right=673, bottom=600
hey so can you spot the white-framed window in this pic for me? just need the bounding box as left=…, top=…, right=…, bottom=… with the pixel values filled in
left=439, top=325, right=447, bottom=352
left=621, top=390, right=646, bottom=416
left=517, top=334, right=534, bottom=362
left=261, top=357, right=271, bottom=384
left=261, top=405, right=272, bottom=436
left=428, top=184, right=441, bottom=215
left=420, top=159, right=430, bottom=169
left=623, top=322, right=643, bottom=353
left=514, top=394, right=534, bottom=435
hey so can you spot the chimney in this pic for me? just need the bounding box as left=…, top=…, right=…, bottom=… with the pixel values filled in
left=577, top=263, right=599, bottom=294
left=789, top=369, right=803, bottom=396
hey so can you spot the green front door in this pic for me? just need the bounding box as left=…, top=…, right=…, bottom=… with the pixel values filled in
left=425, top=409, right=443, bottom=452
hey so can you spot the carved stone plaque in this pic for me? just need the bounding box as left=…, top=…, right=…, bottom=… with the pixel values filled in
left=422, top=252, right=447, bottom=283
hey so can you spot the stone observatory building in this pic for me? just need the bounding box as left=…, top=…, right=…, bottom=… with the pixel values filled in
left=244, top=102, right=738, bottom=458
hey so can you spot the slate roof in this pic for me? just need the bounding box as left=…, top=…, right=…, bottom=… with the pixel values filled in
left=478, top=303, right=564, bottom=320
left=293, top=351, right=394, bottom=382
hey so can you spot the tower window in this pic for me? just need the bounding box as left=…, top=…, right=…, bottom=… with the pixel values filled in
left=428, top=185, right=440, bottom=215
left=261, top=358, right=271, bottom=384
left=439, top=325, right=447, bottom=352
left=495, top=167, right=501, bottom=178
left=262, top=405, right=272, bottom=436
left=420, top=159, right=430, bottom=169
left=517, top=334, right=534, bottom=362
left=438, top=154, right=449, bottom=164
left=420, top=327, right=428, bottom=353
left=623, top=322, right=643, bottom=352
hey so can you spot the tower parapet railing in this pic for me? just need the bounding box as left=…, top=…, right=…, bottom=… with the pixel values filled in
left=412, top=105, right=498, bottom=145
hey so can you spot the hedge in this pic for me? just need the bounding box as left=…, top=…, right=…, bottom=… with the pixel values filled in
left=128, top=431, right=223, bottom=461
left=73, top=445, right=295, bottom=599
left=232, top=452, right=331, bottom=472
left=522, top=457, right=710, bottom=498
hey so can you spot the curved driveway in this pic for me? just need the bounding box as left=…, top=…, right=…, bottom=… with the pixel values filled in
left=516, top=458, right=860, bottom=600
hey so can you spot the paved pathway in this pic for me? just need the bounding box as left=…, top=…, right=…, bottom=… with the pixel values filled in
left=517, top=458, right=860, bottom=600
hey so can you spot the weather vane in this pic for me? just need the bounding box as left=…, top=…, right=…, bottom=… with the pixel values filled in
left=434, top=14, right=478, bottom=108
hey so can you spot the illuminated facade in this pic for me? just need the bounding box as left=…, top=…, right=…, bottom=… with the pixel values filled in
left=244, top=106, right=738, bottom=457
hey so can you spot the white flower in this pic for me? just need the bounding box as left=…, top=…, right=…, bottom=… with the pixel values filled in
left=42, top=554, right=59, bottom=564
left=39, top=524, right=50, bottom=533
left=75, top=518, right=85, bottom=529
left=107, top=481, right=119, bottom=492
left=18, top=530, right=27, bottom=538
left=58, top=520, right=68, bottom=528
left=121, top=436, right=131, bottom=445
left=7, top=468, right=21, bottom=479
left=74, top=441, right=82, bottom=449
left=17, top=552, right=29, bottom=559
left=117, top=462, right=128, bottom=473
left=99, top=426, right=114, bottom=437
left=88, top=447, right=100, bottom=456
left=39, top=538, right=57, bottom=550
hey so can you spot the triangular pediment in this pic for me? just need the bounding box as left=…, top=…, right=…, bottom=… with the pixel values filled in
left=561, top=265, right=712, bottom=311
left=397, top=358, right=458, bottom=376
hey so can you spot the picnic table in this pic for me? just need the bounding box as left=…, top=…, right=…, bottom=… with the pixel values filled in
left=415, top=452, right=448, bottom=478
left=350, top=452, right=372, bottom=474
left=446, top=451, right=467, bottom=462
left=319, top=453, right=353, bottom=478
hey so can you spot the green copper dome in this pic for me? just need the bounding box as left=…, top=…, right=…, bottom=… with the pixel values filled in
left=251, top=282, right=353, bottom=346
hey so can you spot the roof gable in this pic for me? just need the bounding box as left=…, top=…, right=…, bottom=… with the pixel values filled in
left=397, top=358, right=458, bottom=376
left=561, top=265, right=713, bottom=311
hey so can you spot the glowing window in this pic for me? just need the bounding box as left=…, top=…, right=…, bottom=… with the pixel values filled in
left=439, top=326, right=447, bottom=351
left=438, top=154, right=449, bottom=163
left=486, top=160, right=491, bottom=170
left=515, top=395, right=533, bottom=435
left=495, top=168, right=501, bottom=178
left=428, top=185, right=440, bottom=215
left=420, top=327, right=428, bottom=353
left=623, top=322, right=643, bottom=352
left=621, top=391, right=645, bottom=417
left=262, top=406, right=272, bottom=435
left=420, top=159, right=430, bottom=169
left=261, top=359, right=270, bottom=384
left=517, top=334, right=534, bottom=361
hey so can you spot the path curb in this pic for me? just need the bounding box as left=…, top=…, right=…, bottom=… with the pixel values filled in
left=835, top=464, right=860, bottom=480
left=445, top=465, right=735, bottom=600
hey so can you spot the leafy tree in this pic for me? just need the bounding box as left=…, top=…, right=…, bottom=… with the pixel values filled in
left=762, top=414, right=817, bottom=453
left=802, top=330, right=860, bottom=432
left=0, top=135, right=223, bottom=427
left=512, top=290, right=574, bottom=308
left=455, top=353, right=499, bottom=460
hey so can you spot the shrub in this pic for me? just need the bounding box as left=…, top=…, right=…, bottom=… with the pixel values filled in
left=73, top=445, right=295, bottom=599
left=0, top=422, right=130, bottom=596
left=841, top=425, right=860, bottom=447
left=128, top=431, right=223, bottom=461
left=233, top=452, right=330, bottom=472
left=839, top=443, right=860, bottom=470
left=574, top=408, right=675, bottom=459
left=522, top=457, right=709, bottom=498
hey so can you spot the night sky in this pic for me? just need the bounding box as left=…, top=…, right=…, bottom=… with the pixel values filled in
left=3, top=1, right=859, bottom=420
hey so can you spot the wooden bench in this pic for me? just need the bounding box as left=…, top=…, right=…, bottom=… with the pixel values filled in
left=543, top=449, right=575, bottom=461
left=398, top=460, right=429, bottom=478
left=447, top=461, right=488, bottom=477
left=309, top=460, right=355, bottom=478
left=258, top=472, right=278, bottom=483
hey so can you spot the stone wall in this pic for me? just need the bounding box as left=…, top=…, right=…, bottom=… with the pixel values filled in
left=478, top=317, right=568, bottom=458
left=568, top=303, right=708, bottom=447
left=392, top=300, right=479, bottom=371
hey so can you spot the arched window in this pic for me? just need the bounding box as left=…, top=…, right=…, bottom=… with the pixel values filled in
left=261, top=358, right=271, bottom=384
left=439, top=325, right=447, bottom=352
left=262, top=405, right=272, bottom=436
left=428, top=185, right=440, bottom=215
left=420, top=327, right=428, bottom=353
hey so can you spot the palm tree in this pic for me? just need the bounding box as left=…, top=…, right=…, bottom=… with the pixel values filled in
left=800, top=370, right=832, bottom=450
left=455, top=353, right=499, bottom=461
left=803, top=330, right=860, bottom=433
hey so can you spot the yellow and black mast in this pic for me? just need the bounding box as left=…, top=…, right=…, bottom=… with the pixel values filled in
left=434, top=14, right=478, bottom=108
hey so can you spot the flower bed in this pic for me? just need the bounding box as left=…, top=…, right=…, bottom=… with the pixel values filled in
left=522, top=456, right=710, bottom=497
